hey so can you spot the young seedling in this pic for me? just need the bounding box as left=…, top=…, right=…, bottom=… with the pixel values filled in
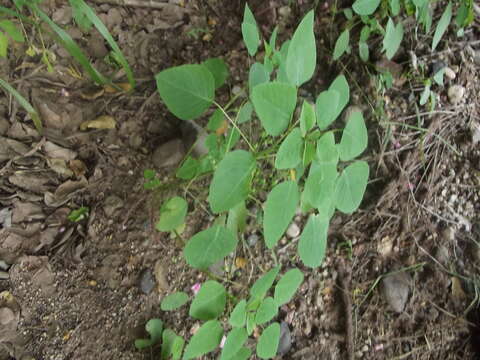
left=144, top=3, right=370, bottom=358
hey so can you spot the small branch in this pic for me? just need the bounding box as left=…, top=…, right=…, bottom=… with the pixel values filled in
left=338, top=261, right=354, bottom=360
left=90, top=0, right=173, bottom=9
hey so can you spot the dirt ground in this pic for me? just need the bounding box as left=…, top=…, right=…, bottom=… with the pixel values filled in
left=0, top=0, right=479, bottom=359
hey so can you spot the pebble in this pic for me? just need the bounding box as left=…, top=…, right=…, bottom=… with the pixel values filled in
left=152, top=139, right=185, bottom=168
left=286, top=223, right=300, bottom=238
left=103, top=195, right=124, bottom=217
left=139, top=269, right=155, bottom=294
left=444, top=67, right=456, bottom=80
left=447, top=85, right=465, bottom=104
left=277, top=321, right=292, bottom=356
left=248, top=233, right=259, bottom=246
left=434, top=245, right=450, bottom=265
left=381, top=271, right=410, bottom=313
left=441, top=227, right=455, bottom=242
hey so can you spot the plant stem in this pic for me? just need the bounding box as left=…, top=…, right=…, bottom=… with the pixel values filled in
left=213, top=101, right=255, bottom=152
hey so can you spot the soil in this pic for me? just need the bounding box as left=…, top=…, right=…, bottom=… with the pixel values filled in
left=0, top=1, right=479, bottom=360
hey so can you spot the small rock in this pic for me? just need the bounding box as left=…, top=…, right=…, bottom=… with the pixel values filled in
left=0, top=307, right=15, bottom=325
left=444, top=67, right=456, bottom=80
left=451, top=277, right=466, bottom=300
left=434, top=245, right=450, bottom=265
left=129, top=133, right=143, bottom=149
left=277, top=321, right=292, bottom=356
left=152, top=139, right=185, bottom=168
left=154, top=260, right=169, bottom=293
left=447, top=85, right=465, bottom=104
left=139, top=269, right=155, bottom=294
left=377, top=236, right=393, bottom=257
left=441, top=227, right=455, bottom=242
left=103, top=195, right=124, bottom=217
left=381, top=271, right=410, bottom=313
left=88, top=35, right=109, bottom=59
left=286, top=223, right=300, bottom=238
left=471, top=122, right=480, bottom=145
left=248, top=233, right=259, bottom=246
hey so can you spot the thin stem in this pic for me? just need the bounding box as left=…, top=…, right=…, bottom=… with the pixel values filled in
left=213, top=101, right=255, bottom=152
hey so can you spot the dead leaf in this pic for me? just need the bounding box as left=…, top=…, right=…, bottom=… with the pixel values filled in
left=54, top=176, right=88, bottom=200
left=12, top=201, right=45, bottom=223
left=80, top=87, right=105, bottom=100
left=43, top=141, right=77, bottom=161
left=451, top=277, right=466, bottom=299
left=235, top=257, right=247, bottom=269
left=104, top=82, right=132, bottom=94
left=80, top=115, right=116, bottom=131
left=38, top=102, right=64, bottom=129
left=47, top=158, right=74, bottom=178
left=68, top=159, right=87, bottom=177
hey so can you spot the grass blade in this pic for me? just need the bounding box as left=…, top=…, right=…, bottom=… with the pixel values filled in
left=0, top=77, right=42, bottom=133
left=69, top=0, right=135, bottom=89
left=29, top=4, right=108, bottom=85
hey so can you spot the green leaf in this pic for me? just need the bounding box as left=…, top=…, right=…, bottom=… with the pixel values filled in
left=227, top=201, right=248, bottom=236
left=184, top=226, right=238, bottom=270
left=338, top=110, right=368, bottom=161
left=302, top=140, right=316, bottom=167
left=134, top=318, right=163, bottom=349
left=156, top=197, right=188, bottom=232
left=229, top=347, right=252, bottom=360
left=269, top=26, right=278, bottom=51
left=203, top=57, right=229, bottom=89
left=329, top=75, right=350, bottom=123
left=0, top=32, right=7, bottom=58
left=303, top=161, right=338, bottom=211
left=390, top=0, right=401, bottom=16
left=432, top=2, right=452, bottom=51
left=359, top=42, right=369, bottom=62
left=335, top=161, right=369, bottom=214
left=161, top=292, right=189, bottom=311
left=298, top=214, right=329, bottom=268
left=246, top=312, right=256, bottom=336
left=229, top=300, right=247, bottom=328
left=208, top=150, right=256, bottom=213
left=248, top=62, right=270, bottom=93
left=69, top=0, right=135, bottom=88
left=286, top=10, right=316, bottom=86
left=333, top=29, right=349, bottom=61
left=176, top=156, right=199, bottom=180
left=251, top=82, right=297, bottom=136
left=315, top=89, right=340, bottom=130
left=0, top=77, right=42, bottom=133
left=220, top=328, right=248, bottom=360
left=182, top=320, right=223, bottom=360
left=256, top=322, right=281, bottom=359
left=255, top=297, right=278, bottom=324
left=70, top=0, right=92, bottom=31
left=352, top=0, right=381, bottom=15
left=237, top=102, right=253, bottom=124
left=250, top=266, right=280, bottom=299
left=317, top=132, right=339, bottom=166
left=161, top=329, right=185, bottom=360
left=155, top=64, right=214, bottom=120
left=0, top=20, right=24, bottom=42
left=299, top=100, right=316, bottom=137
left=382, top=18, right=403, bottom=60
left=241, top=3, right=260, bottom=56
left=274, top=268, right=304, bottom=306
left=264, top=181, right=299, bottom=249
left=189, top=280, right=226, bottom=320
left=275, top=128, right=303, bottom=169
left=419, top=83, right=431, bottom=106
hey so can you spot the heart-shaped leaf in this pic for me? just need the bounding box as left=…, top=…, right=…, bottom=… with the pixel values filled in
left=338, top=110, right=367, bottom=161
left=256, top=322, right=281, bottom=359
left=298, top=214, right=329, bottom=268
left=189, top=280, right=226, bottom=320
left=182, top=320, right=223, bottom=360
left=251, top=82, right=297, bottom=136
left=352, top=0, right=381, bottom=15
left=264, top=181, right=299, bottom=248
left=156, top=197, right=188, bottom=232
left=275, top=128, right=304, bottom=169
left=315, top=89, right=340, bottom=130
left=334, top=161, right=369, bottom=213
left=274, top=268, right=304, bottom=306
left=184, top=226, right=238, bottom=270
left=208, top=150, right=256, bottom=213
left=156, top=64, right=214, bottom=120
left=160, top=292, right=189, bottom=311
